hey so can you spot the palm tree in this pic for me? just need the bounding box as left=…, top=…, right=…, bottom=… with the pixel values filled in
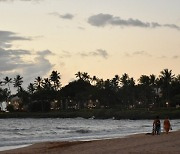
left=138, top=75, right=153, bottom=108
left=0, top=79, right=4, bottom=87
left=170, top=74, right=180, bottom=107
left=111, top=75, right=120, bottom=91
left=112, top=75, right=120, bottom=85
left=119, top=74, right=135, bottom=108
left=50, top=71, right=61, bottom=91
left=149, top=74, right=158, bottom=106
left=27, top=83, right=35, bottom=95
left=43, top=78, right=52, bottom=90
left=91, top=75, right=98, bottom=86
left=0, top=88, right=10, bottom=103
left=82, top=72, right=90, bottom=82
left=13, top=75, right=23, bottom=92
left=159, top=69, right=174, bottom=84
left=120, top=73, right=129, bottom=87
left=149, top=74, right=156, bottom=86
left=96, top=79, right=104, bottom=89
left=75, top=71, right=83, bottom=80
left=138, top=75, right=150, bottom=86
left=34, top=76, right=43, bottom=91
left=159, top=69, right=175, bottom=106
left=129, top=78, right=135, bottom=87
left=3, top=76, right=12, bottom=92
left=176, top=74, right=180, bottom=82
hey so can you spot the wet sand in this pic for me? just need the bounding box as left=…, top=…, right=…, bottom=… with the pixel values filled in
left=1, top=131, right=180, bottom=154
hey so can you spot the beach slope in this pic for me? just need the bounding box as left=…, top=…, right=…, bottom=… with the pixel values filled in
left=1, top=131, right=180, bottom=154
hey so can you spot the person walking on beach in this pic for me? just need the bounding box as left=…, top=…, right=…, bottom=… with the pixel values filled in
left=153, top=116, right=161, bottom=135
left=163, top=117, right=171, bottom=134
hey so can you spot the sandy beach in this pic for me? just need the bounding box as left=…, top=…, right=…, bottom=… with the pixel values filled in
left=1, top=131, right=180, bottom=154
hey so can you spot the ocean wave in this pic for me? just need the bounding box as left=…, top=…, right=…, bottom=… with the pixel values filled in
left=141, top=125, right=151, bottom=128
left=56, top=126, right=71, bottom=130
left=75, top=129, right=92, bottom=134
left=0, top=118, right=179, bottom=149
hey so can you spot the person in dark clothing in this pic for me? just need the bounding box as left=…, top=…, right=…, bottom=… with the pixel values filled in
left=153, top=116, right=161, bottom=135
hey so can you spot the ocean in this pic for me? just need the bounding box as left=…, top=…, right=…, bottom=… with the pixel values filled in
left=0, top=118, right=179, bottom=151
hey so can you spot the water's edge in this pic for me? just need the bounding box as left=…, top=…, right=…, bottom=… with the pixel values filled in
left=0, top=118, right=179, bottom=151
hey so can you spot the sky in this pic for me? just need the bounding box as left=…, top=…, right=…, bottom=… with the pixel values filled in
left=0, top=0, right=180, bottom=91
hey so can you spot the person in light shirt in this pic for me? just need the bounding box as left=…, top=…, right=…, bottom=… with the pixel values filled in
left=163, top=117, right=171, bottom=134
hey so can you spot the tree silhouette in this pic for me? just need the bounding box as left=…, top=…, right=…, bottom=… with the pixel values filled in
left=27, top=83, right=35, bottom=95
left=159, top=69, right=175, bottom=106
left=43, top=78, right=52, bottom=90
left=120, top=73, right=129, bottom=87
left=50, top=71, right=61, bottom=91
left=75, top=71, right=83, bottom=80
left=0, top=88, right=10, bottom=102
left=111, top=75, right=120, bottom=91
left=34, top=76, right=43, bottom=91
left=82, top=72, right=90, bottom=82
left=0, top=79, right=4, bottom=87
left=1, top=68, right=180, bottom=112
left=3, top=76, right=12, bottom=93
left=91, top=75, right=98, bottom=86
left=13, top=75, right=23, bottom=92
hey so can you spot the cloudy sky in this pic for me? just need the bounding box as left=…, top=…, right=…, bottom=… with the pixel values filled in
left=0, top=0, right=180, bottom=90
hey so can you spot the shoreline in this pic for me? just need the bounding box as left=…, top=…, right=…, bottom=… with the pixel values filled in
left=0, top=145, right=31, bottom=152
left=1, top=131, right=180, bottom=154
left=0, top=133, right=140, bottom=152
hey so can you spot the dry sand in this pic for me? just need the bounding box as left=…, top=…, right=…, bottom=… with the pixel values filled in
left=1, top=131, right=180, bottom=154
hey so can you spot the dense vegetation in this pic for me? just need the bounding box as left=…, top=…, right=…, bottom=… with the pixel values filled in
left=0, top=69, right=180, bottom=119
left=1, top=108, right=180, bottom=119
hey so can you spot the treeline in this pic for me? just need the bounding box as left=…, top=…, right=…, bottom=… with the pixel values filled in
left=0, top=69, right=180, bottom=112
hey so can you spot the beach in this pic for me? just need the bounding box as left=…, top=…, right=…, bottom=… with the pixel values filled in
left=1, top=131, right=180, bottom=154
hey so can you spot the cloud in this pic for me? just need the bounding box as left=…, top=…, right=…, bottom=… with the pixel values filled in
left=0, top=30, right=31, bottom=48
left=59, top=50, right=72, bottom=58
left=0, top=28, right=54, bottom=90
left=88, top=14, right=150, bottom=27
left=157, top=55, right=167, bottom=59
left=0, top=0, right=13, bottom=1
left=163, top=24, right=180, bottom=30
left=172, top=55, right=179, bottom=59
left=60, top=13, right=74, bottom=20
left=23, top=51, right=54, bottom=85
left=88, top=13, right=180, bottom=30
left=0, top=47, right=54, bottom=90
left=80, top=49, right=109, bottom=59
left=125, top=51, right=178, bottom=60
left=37, top=49, right=54, bottom=56
left=0, top=0, right=43, bottom=2
left=88, top=14, right=113, bottom=27
left=78, top=26, right=85, bottom=30
left=58, top=49, right=108, bottom=59
left=157, top=55, right=179, bottom=59
left=49, top=12, right=74, bottom=20
left=133, top=51, right=152, bottom=57
left=0, top=48, right=31, bottom=71
left=125, top=51, right=152, bottom=57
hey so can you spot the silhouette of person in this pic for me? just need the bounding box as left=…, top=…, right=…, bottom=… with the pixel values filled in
left=164, top=117, right=171, bottom=134
left=153, top=116, right=161, bottom=135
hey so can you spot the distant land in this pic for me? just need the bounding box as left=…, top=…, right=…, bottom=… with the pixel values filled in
left=0, top=108, right=180, bottom=119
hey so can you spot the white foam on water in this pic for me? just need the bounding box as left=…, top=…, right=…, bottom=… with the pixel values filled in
left=0, top=118, right=179, bottom=151
left=0, top=144, right=31, bottom=152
